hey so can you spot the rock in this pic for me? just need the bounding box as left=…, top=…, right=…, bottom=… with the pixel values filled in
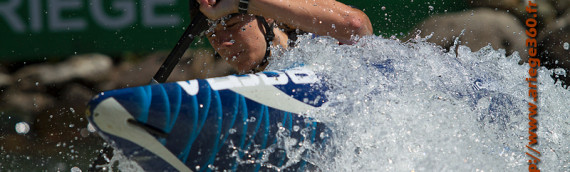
left=107, top=49, right=234, bottom=89
left=0, top=89, right=57, bottom=114
left=541, top=11, right=570, bottom=42
left=0, top=65, right=10, bottom=87
left=466, top=1, right=556, bottom=44
left=548, top=0, right=570, bottom=16
left=512, top=0, right=556, bottom=33
left=538, top=12, right=570, bottom=86
left=13, top=53, right=113, bottom=91
left=59, top=83, right=97, bottom=108
left=108, top=52, right=166, bottom=88
left=465, top=0, right=520, bottom=11
left=408, top=8, right=528, bottom=63
left=66, top=53, right=114, bottom=83
left=12, top=63, right=53, bottom=91
left=0, top=72, right=11, bottom=88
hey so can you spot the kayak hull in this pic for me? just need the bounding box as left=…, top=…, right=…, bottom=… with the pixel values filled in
left=87, top=68, right=329, bottom=171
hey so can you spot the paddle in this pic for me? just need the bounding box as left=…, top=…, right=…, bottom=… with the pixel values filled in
left=152, top=12, right=209, bottom=84
left=89, top=7, right=209, bottom=172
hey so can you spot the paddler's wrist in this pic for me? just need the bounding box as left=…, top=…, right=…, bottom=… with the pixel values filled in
left=238, top=0, right=249, bottom=14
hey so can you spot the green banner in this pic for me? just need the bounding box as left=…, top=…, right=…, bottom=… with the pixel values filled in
left=1, top=0, right=190, bottom=61
left=1, top=0, right=468, bottom=62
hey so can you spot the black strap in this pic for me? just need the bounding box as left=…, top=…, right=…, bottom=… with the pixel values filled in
left=253, top=16, right=274, bottom=72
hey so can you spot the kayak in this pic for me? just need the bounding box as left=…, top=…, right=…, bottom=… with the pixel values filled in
left=87, top=67, right=330, bottom=171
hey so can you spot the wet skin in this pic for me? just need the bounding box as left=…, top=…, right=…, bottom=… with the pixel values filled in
left=206, top=14, right=274, bottom=74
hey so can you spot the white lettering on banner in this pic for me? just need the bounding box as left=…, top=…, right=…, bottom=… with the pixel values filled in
left=48, top=0, right=86, bottom=31
left=178, top=80, right=199, bottom=96
left=142, top=0, right=180, bottom=27
left=1, top=0, right=182, bottom=33
left=257, top=71, right=289, bottom=85
left=207, top=75, right=243, bottom=91
left=30, top=0, right=42, bottom=32
left=91, top=0, right=136, bottom=29
left=0, top=0, right=25, bottom=32
left=286, top=68, right=319, bottom=84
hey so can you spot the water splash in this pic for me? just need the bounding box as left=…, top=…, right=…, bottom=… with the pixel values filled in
left=268, top=35, right=570, bottom=171
left=110, top=35, right=569, bottom=171
left=96, top=149, right=144, bottom=172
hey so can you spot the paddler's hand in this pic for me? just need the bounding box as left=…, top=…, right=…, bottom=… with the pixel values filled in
left=197, top=0, right=239, bottom=20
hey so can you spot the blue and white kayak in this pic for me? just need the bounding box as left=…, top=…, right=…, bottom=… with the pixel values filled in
left=86, top=67, right=330, bottom=171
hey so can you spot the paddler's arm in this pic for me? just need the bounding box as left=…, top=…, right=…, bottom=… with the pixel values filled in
left=197, top=0, right=373, bottom=44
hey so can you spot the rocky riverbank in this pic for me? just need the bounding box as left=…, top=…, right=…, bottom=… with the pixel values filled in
left=408, top=0, right=570, bottom=86
left=0, top=49, right=234, bottom=169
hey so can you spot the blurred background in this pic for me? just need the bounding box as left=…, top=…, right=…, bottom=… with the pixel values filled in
left=0, top=0, right=568, bottom=170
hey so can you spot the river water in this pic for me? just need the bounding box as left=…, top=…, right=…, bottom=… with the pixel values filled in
left=267, top=35, right=569, bottom=171
left=2, top=35, right=569, bottom=171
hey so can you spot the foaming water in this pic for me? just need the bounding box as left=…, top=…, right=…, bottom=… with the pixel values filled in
left=268, top=35, right=570, bottom=171
left=96, top=149, right=145, bottom=171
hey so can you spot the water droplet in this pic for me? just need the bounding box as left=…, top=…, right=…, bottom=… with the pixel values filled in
left=248, top=117, right=256, bottom=122
left=381, top=6, right=386, bottom=11
left=69, top=108, right=75, bottom=114
left=87, top=123, right=96, bottom=132
left=80, top=128, right=90, bottom=137
left=563, top=42, right=569, bottom=50
left=554, top=68, right=567, bottom=76
left=71, top=166, right=82, bottom=172
left=428, top=6, right=434, bottom=11
left=15, top=122, right=30, bottom=135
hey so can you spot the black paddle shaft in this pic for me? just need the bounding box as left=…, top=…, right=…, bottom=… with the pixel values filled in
left=152, top=13, right=209, bottom=83
left=90, top=2, right=208, bottom=171
left=89, top=13, right=208, bottom=172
